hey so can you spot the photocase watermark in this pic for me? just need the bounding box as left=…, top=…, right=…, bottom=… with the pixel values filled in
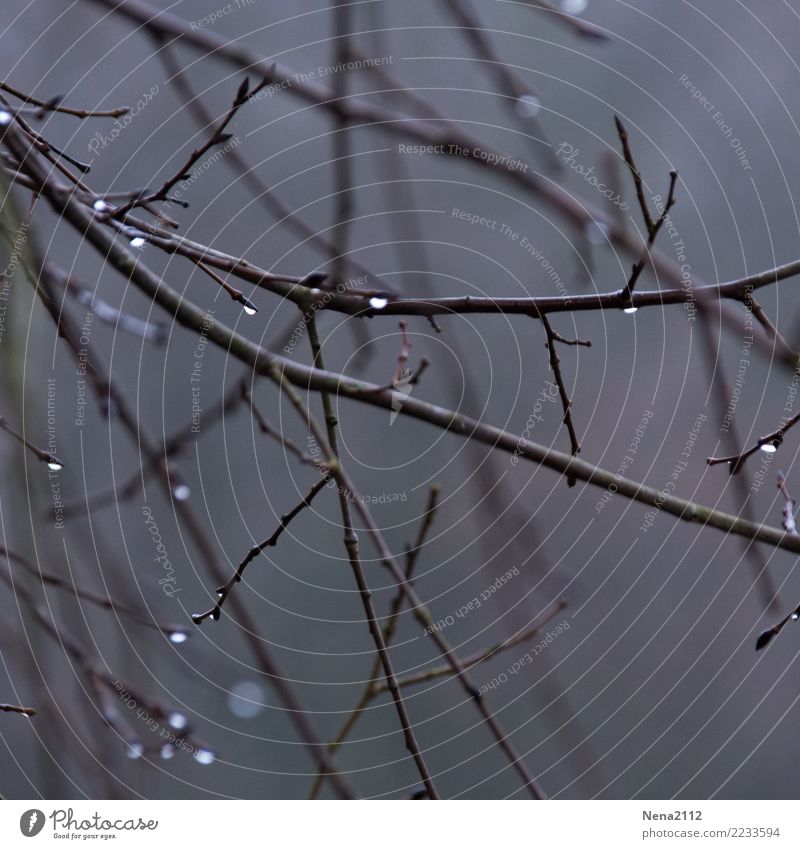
left=19, top=805, right=158, bottom=836
left=251, top=56, right=394, bottom=101
left=752, top=367, right=800, bottom=493
left=453, top=208, right=572, bottom=303
left=720, top=285, right=754, bottom=433
left=19, top=809, right=45, bottom=837
left=87, top=83, right=159, bottom=157
left=114, top=681, right=202, bottom=760
left=0, top=217, right=29, bottom=349
left=283, top=275, right=366, bottom=354
left=479, top=618, right=570, bottom=693
left=127, top=139, right=243, bottom=258
left=141, top=506, right=180, bottom=596
left=595, top=410, right=654, bottom=513
left=400, top=142, right=528, bottom=174
left=423, top=567, right=520, bottom=635
left=305, top=433, right=407, bottom=503
left=46, top=377, right=64, bottom=530
left=751, top=448, right=776, bottom=495
left=555, top=143, right=631, bottom=210
left=74, top=311, right=93, bottom=427
left=190, top=0, right=256, bottom=29
left=170, top=137, right=242, bottom=207
left=679, top=73, right=752, bottom=170
left=189, top=309, right=215, bottom=433
left=651, top=192, right=695, bottom=322
left=511, top=382, right=560, bottom=465
left=640, top=412, right=707, bottom=532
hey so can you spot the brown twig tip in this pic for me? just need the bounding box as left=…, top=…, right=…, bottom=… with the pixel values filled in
left=618, top=145, right=678, bottom=303
left=0, top=703, right=36, bottom=717
left=615, top=114, right=654, bottom=235
left=756, top=592, right=800, bottom=651
left=109, top=74, right=269, bottom=220
left=0, top=416, right=63, bottom=469
left=197, top=261, right=258, bottom=314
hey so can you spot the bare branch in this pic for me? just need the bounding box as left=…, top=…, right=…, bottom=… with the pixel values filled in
left=0, top=81, right=129, bottom=118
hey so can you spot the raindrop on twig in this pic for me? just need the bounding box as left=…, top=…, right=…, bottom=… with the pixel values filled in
left=168, top=712, right=188, bottom=731
left=172, top=484, right=191, bottom=502
left=193, top=748, right=215, bottom=765
left=125, top=742, right=144, bottom=760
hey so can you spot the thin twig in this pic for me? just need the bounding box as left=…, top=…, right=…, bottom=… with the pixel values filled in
left=12, top=119, right=800, bottom=566
left=621, top=170, right=678, bottom=302
left=17, top=198, right=355, bottom=799
left=275, top=367, right=544, bottom=798
left=242, top=385, right=315, bottom=466
left=778, top=472, right=797, bottom=535
left=304, top=312, right=440, bottom=799
left=0, top=415, right=62, bottom=469
left=60, top=374, right=250, bottom=518
left=0, top=545, right=189, bottom=641
left=541, top=315, right=581, bottom=485
left=374, top=599, right=568, bottom=694
left=192, top=477, right=328, bottom=624
left=615, top=115, right=654, bottom=233
left=309, top=485, right=441, bottom=799
left=707, top=410, right=800, bottom=474
left=756, top=478, right=800, bottom=650
left=110, top=75, right=270, bottom=219
left=196, top=261, right=258, bottom=314
left=0, top=81, right=129, bottom=118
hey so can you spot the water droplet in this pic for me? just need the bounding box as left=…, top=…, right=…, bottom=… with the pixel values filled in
left=585, top=221, right=610, bottom=245
left=242, top=303, right=257, bottom=316
left=623, top=306, right=638, bottom=315
left=93, top=199, right=110, bottom=212
left=130, top=237, right=146, bottom=248
left=760, top=442, right=778, bottom=454
left=516, top=95, right=542, bottom=118
left=227, top=680, right=266, bottom=719
left=125, top=742, right=144, bottom=759
left=562, top=0, right=588, bottom=12
left=792, top=612, right=799, bottom=621
left=168, top=629, right=190, bottom=644
left=46, top=459, right=63, bottom=471
left=301, top=272, right=329, bottom=288
left=0, top=111, right=12, bottom=125
left=168, top=712, right=188, bottom=731
left=160, top=743, right=176, bottom=760
left=193, top=748, right=215, bottom=765
left=172, top=484, right=190, bottom=501
left=369, top=297, right=388, bottom=310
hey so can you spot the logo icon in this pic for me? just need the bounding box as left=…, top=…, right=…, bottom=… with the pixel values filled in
left=390, top=369, right=414, bottom=426
left=20, top=809, right=45, bottom=837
